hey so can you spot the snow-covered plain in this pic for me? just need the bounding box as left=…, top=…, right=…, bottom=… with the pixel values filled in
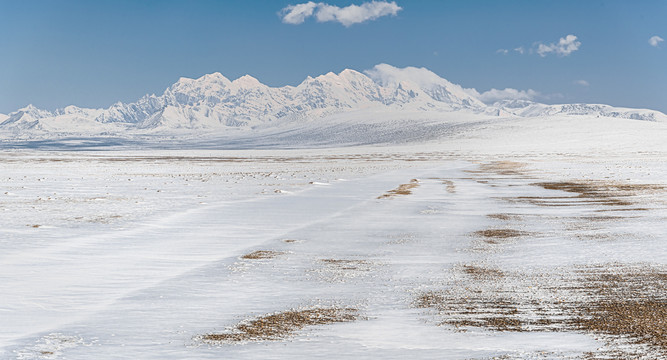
left=2, top=113, right=667, bottom=359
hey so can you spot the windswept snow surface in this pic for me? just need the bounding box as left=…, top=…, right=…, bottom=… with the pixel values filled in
left=2, top=113, right=667, bottom=359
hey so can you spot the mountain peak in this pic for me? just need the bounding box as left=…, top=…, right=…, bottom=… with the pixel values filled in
left=12, top=104, right=53, bottom=117
left=175, top=72, right=231, bottom=86
left=20, top=104, right=40, bottom=111
left=232, top=74, right=263, bottom=87
left=2, top=64, right=664, bottom=139
left=200, top=72, right=230, bottom=83
left=339, top=68, right=365, bottom=79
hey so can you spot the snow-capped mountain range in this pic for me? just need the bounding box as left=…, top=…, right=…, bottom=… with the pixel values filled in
left=1, top=64, right=665, bottom=140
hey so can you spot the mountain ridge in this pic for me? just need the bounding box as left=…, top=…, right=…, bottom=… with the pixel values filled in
left=2, top=64, right=666, bottom=140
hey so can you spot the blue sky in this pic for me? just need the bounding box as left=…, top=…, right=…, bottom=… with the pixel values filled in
left=1, top=0, right=665, bottom=113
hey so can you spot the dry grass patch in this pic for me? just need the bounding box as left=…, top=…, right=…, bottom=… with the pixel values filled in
left=538, top=182, right=665, bottom=196
left=416, top=291, right=528, bottom=332
left=378, top=179, right=419, bottom=199
left=516, top=181, right=667, bottom=209
left=466, top=161, right=529, bottom=177
left=240, top=250, right=285, bottom=260
left=462, top=265, right=505, bottom=279
left=415, top=263, right=667, bottom=357
left=201, top=307, right=359, bottom=343
left=313, top=259, right=376, bottom=282
left=415, top=291, right=446, bottom=309
left=569, top=266, right=667, bottom=352
left=487, top=213, right=522, bottom=221
left=320, top=259, right=370, bottom=270
left=578, top=215, right=630, bottom=222
left=473, top=229, right=531, bottom=239
left=510, top=196, right=633, bottom=207
left=428, top=178, right=456, bottom=193
left=574, top=300, right=667, bottom=349
left=442, top=179, right=456, bottom=193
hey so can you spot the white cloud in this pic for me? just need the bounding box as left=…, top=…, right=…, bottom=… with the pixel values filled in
left=496, top=49, right=509, bottom=55
left=536, top=34, right=581, bottom=57
left=574, top=79, right=589, bottom=87
left=280, top=1, right=402, bottom=27
left=474, top=88, right=540, bottom=104
left=280, top=2, right=318, bottom=24
left=649, top=35, right=664, bottom=47
left=514, top=46, right=525, bottom=54
left=364, top=64, right=447, bottom=89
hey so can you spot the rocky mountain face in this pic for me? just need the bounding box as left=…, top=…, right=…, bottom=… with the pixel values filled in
left=1, top=64, right=665, bottom=138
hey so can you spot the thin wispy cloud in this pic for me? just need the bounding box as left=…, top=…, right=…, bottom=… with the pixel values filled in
left=280, top=1, right=402, bottom=27
left=466, top=88, right=540, bottom=104
left=574, top=80, right=590, bottom=87
left=649, top=35, right=664, bottom=47
left=536, top=34, right=581, bottom=57
left=500, top=36, right=579, bottom=57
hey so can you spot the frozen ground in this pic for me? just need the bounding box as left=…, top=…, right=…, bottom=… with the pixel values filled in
left=1, top=115, right=666, bottom=359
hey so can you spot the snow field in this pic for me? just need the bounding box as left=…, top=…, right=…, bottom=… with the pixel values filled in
left=2, top=148, right=665, bottom=359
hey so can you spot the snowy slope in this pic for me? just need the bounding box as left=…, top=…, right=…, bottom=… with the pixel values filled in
left=494, top=99, right=667, bottom=122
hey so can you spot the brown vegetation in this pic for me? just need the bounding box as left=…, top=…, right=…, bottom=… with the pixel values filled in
left=415, top=264, right=667, bottom=356
left=462, top=265, right=505, bottom=279
left=486, top=213, right=522, bottom=221
left=320, top=259, right=370, bottom=270
left=465, top=161, right=529, bottom=177
left=202, top=307, right=359, bottom=342
left=473, top=229, right=531, bottom=239
left=506, top=181, right=667, bottom=209
left=240, top=250, right=285, bottom=260
left=377, top=179, right=419, bottom=199
left=574, top=300, right=666, bottom=349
